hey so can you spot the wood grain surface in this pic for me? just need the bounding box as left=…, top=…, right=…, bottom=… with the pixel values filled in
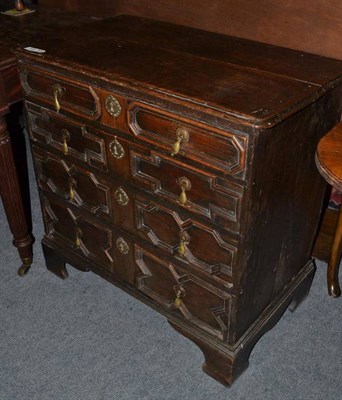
left=39, top=0, right=342, bottom=60
left=316, top=123, right=342, bottom=192
left=17, top=14, right=342, bottom=384
left=14, top=15, right=342, bottom=129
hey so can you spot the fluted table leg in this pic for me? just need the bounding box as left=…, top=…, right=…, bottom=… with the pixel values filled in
left=0, top=106, right=33, bottom=276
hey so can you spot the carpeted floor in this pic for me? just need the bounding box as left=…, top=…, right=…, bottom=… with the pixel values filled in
left=0, top=136, right=341, bottom=400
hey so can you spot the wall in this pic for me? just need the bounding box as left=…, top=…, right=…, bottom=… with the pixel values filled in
left=38, top=0, right=342, bottom=60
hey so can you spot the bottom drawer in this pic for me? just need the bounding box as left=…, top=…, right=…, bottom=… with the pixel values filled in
left=41, top=194, right=233, bottom=341
left=42, top=195, right=135, bottom=284
left=135, top=245, right=232, bottom=341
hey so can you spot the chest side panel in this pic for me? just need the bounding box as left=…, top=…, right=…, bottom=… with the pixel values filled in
left=234, top=85, right=342, bottom=341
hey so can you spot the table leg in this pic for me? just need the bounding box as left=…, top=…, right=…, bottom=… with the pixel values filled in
left=327, top=206, right=342, bottom=297
left=0, top=113, right=33, bottom=276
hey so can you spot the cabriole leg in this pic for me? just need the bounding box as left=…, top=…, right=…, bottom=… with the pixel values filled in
left=327, top=206, right=342, bottom=298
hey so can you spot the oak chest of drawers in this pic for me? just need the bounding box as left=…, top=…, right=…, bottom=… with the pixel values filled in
left=17, top=16, right=342, bottom=385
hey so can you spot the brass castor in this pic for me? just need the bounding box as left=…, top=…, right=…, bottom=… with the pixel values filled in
left=17, top=257, right=32, bottom=277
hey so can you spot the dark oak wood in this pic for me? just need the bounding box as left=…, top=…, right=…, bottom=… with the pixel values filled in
left=316, top=123, right=342, bottom=297
left=0, top=77, right=33, bottom=275
left=42, top=240, right=69, bottom=279
left=1, top=5, right=340, bottom=270
left=327, top=208, right=342, bottom=297
left=15, top=0, right=25, bottom=11
left=15, top=16, right=342, bottom=129
left=169, top=261, right=315, bottom=386
left=16, top=15, right=342, bottom=385
left=39, top=0, right=342, bottom=60
left=316, top=124, right=342, bottom=192
left=0, top=7, right=94, bottom=274
left=313, top=207, right=339, bottom=262
left=0, top=6, right=95, bottom=108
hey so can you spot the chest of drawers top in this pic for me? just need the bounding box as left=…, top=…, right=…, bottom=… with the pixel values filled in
left=16, top=15, right=342, bottom=130
left=0, top=7, right=94, bottom=69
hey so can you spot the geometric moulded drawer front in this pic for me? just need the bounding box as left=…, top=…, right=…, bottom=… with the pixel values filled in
left=135, top=245, right=232, bottom=341
left=131, top=149, right=244, bottom=233
left=42, top=196, right=115, bottom=272
left=27, top=102, right=107, bottom=171
left=21, top=67, right=101, bottom=120
left=33, top=146, right=111, bottom=217
left=135, top=196, right=237, bottom=287
left=128, top=103, right=248, bottom=179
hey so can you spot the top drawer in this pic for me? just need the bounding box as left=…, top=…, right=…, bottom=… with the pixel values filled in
left=20, top=67, right=101, bottom=121
left=128, top=103, right=248, bottom=179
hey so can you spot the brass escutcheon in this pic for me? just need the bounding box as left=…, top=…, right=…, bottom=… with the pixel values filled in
left=178, top=177, right=191, bottom=205
left=115, top=187, right=129, bottom=205
left=116, top=237, right=130, bottom=254
left=171, top=127, right=189, bottom=156
left=105, top=94, right=122, bottom=117
left=110, top=137, right=125, bottom=159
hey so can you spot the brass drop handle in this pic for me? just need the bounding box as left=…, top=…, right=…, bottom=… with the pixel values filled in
left=178, top=231, right=190, bottom=256
left=171, top=127, right=189, bottom=156
left=61, top=129, right=70, bottom=155
left=74, top=227, right=83, bottom=249
left=53, top=84, right=64, bottom=113
left=68, top=177, right=76, bottom=201
left=174, top=286, right=185, bottom=308
left=178, top=177, right=191, bottom=205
